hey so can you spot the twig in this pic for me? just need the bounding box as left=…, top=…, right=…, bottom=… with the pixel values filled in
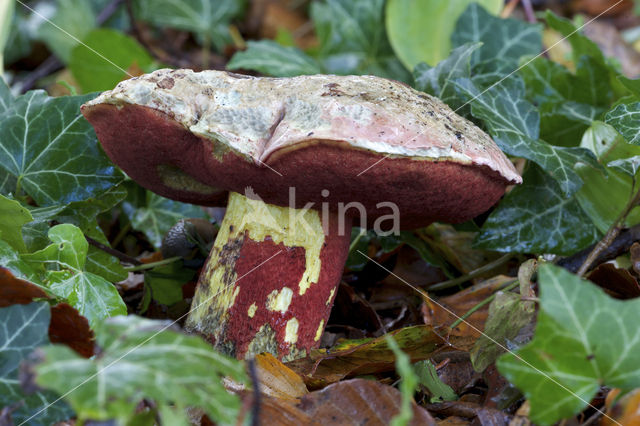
left=85, top=235, right=142, bottom=265
left=248, top=358, right=261, bottom=426
left=576, top=185, right=640, bottom=276
left=124, top=256, right=181, bottom=272
left=501, top=0, right=520, bottom=18
left=428, top=254, right=514, bottom=291
left=558, top=224, right=640, bottom=273
left=521, top=0, right=537, bottom=23
left=448, top=280, right=519, bottom=329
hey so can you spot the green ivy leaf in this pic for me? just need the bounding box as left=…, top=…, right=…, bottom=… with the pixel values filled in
left=498, top=264, right=640, bottom=425
left=413, top=42, right=481, bottom=111
left=0, top=239, right=44, bottom=286
left=0, top=80, right=123, bottom=206
left=520, top=56, right=609, bottom=146
left=608, top=155, right=640, bottom=176
left=618, top=76, right=640, bottom=98
left=22, top=224, right=126, bottom=327
left=0, top=194, right=32, bottom=252
left=229, top=0, right=409, bottom=81
left=454, top=77, right=601, bottom=196
left=385, top=0, right=501, bottom=69
left=452, top=3, right=542, bottom=79
left=0, top=303, right=74, bottom=426
left=69, top=29, right=154, bottom=93
left=475, top=164, right=600, bottom=255
left=123, top=191, right=207, bottom=249
left=134, top=0, right=246, bottom=51
left=227, top=40, right=323, bottom=77
left=144, top=261, right=195, bottom=306
left=413, top=360, right=457, bottom=403
left=35, top=0, right=96, bottom=63
left=605, top=102, right=640, bottom=145
left=575, top=122, right=640, bottom=233
left=35, top=315, right=247, bottom=425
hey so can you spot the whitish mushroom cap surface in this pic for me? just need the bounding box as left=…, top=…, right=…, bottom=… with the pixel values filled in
left=86, top=69, right=520, bottom=183
left=82, top=69, right=521, bottom=228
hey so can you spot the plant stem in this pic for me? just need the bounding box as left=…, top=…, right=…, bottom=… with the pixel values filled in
left=429, top=254, right=514, bottom=291
left=348, top=229, right=367, bottom=253
left=85, top=235, right=142, bottom=265
left=577, top=183, right=640, bottom=276
left=124, top=256, right=181, bottom=271
left=449, top=280, right=519, bottom=329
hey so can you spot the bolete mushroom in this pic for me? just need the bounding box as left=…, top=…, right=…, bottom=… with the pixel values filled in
left=81, top=69, right=521, bottom=361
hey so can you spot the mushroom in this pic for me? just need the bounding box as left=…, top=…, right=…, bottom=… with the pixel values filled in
left=81, top=69, right=521, bottom=361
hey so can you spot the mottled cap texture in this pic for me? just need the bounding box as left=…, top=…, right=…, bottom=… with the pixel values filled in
left=82, top=69, right=521, bottom=228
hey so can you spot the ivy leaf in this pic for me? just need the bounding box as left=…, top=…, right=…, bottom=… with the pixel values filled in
left=22, top=224, right=126, bottom=327
left=134, top=0, right=246, bottom=51
left=69, top=29, right=154, bottom=93
left=123, top=192, right=207, bottom=249
left=385, top=0, right=501, bottom=69
left=0, top=302, right=74, bottom=426
left=35, top=0, right=95, bottom=63
left=605, top=102, right=640, bottom=145
left=454, top=77, right=601, bottom=196
left=575, top=122, right=640, bottom=233
left=608, top=156, right=640, bottom=176
left=544, top=11, right=606, bottom=66
left=227, top=40, right=323, bottom=77
left=618, top=76, right=640, bottom=98
left=452, top=3, right=542, bottom=79
left=0, top=76, right=12, bottom=113
left=34, top=315, right=247, bottom=425
left=498, top=264, right=640, bottom=425
left=413, top=42, right=481, bottom=111
left=229, top=0, right=409, bottom=81
left=0, top=239, right=44, bottom=286
left=0, top=81, right=123, bottom=206
left=520, top=56, right=609, bottom=146
left=0, top=194, right=32, bottom=252
left=475, top=164, right=600, bottom=255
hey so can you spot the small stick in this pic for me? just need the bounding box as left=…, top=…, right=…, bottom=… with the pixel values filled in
left=577, top=184, right=640, bottom=276
left=521, top=0, right=537, bottom=23
left=85, top=235, right=142, bottom=265
left=501, top=0, right=520, bottom=18
left=428, top=254, right=514, bottom=291
left=248, top=358, right=261, bottom=426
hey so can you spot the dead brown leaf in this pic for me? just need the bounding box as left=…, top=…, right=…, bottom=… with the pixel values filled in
left=49, top=303, right=95, bottom=358
left=0, top=267, right=48, bottom=307
left=422, top=276, right=515, bottom=338
left=603, top=388, right=640, bottom=426
left=286, top=325, right=454, bottom=389
left=247, top=379, right=436, bottom=425
left=255, top=353, right=308, bottom=401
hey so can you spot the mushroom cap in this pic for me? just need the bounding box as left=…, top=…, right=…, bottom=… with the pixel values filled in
left=82, top=69, right=521, bottom=229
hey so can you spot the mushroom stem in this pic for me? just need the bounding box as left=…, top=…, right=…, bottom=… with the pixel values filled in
left=185, top=191, right=351, bottom=361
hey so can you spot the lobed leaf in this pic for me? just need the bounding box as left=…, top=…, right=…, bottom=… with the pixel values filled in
left=498, top=264, right=640, bottom=425
left=0, top=79, right=123, bottom=206
left=0, top=303, right=73, bottom=426
left=475, top=164, right=600, bottom=255
left=605, top=102, right=640, bottom=145
left=34, top=315, right=247, bottom=425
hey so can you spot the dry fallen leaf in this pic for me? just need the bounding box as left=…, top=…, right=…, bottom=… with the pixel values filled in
left=286, top=325, right=453, bottom=389
left=422, top=275, right=515, bottom=338
left=0, top=268, right=48, bottom=307
left=49, top=303, right=95, bottom=358
left=255, top=353, right=308, bottom=401
left=247, top=379, right=436, bottom=425
left=603, top=388, right=640, bottom=426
